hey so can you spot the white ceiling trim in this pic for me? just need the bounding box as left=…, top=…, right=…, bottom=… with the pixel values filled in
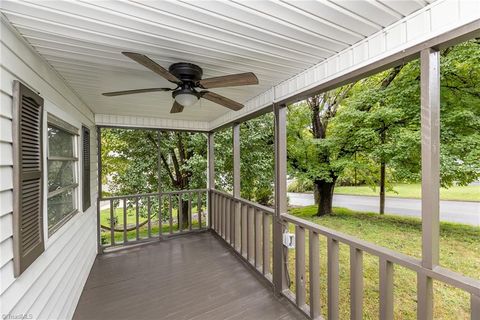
left=95, top=114, right=210, bottom=131
left=210, top=0, right=480, bottom=130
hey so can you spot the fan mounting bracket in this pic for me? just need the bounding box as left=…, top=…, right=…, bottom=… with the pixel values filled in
left=168, top=63, right=203, bottom=83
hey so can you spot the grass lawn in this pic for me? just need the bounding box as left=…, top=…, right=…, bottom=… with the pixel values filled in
left=334, top=183, right=479, bottom=201
left=287, top=206, right=479, bottom=319
left=99, top=206, right=205, bottom=226
left=99, top=207, right=205, bottom=244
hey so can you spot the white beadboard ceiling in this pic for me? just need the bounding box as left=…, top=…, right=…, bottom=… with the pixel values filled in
left=1, top=0, right=435, bottom=122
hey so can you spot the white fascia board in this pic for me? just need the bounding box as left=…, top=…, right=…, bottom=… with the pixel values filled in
left=95, top=114, right=210, bottom=131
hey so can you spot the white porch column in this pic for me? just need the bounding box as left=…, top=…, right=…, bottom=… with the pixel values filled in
left=418, top=47, right=440, bottom=320
left=273, top=103, right=288, bottom=296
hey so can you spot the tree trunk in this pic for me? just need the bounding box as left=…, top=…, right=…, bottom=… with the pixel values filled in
left=178, top=199, right=189, bottom=229
left=313, top=184, right=320, bottom=205
left=380, top=161, right=385, bottom=215
left=315, top=180, right=336, bottom=216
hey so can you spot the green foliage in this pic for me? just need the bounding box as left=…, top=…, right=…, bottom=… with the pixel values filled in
left=331, top=62, right=422, bottom=189
left=345, top=41, right=480, bottom=187
left=286, top=86, right=356, bottom=190
left=101, top=128, right=159, bottom=196
left=287, top=40, right=480, bottom=199
left=438, top=41, right=480, bottom=186
left=101, top=128, right=207, bottom=197
left=215, top=113, right=274, bottom=205
left=287, top=178, right=314, bottom=193
left=102, top=115, right=273, bottom=205
left=214, top=127, right=233, bottom=193
left=158, top=130, right=207, bottom=190
left=240, top=114, right=274, bottom=204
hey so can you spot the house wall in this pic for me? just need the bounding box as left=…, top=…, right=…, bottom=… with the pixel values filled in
left=1, top=18, right=98, bottom=319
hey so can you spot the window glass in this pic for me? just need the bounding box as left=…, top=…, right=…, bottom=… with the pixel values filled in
left=48, top=126, right=74, bottom=157
left=47, top=189, right=75, bottom=232
left=47, top=123, right=78, bottom=235
left=47, top=161, right=75, bottom=192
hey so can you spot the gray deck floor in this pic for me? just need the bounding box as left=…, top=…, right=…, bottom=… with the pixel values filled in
left=73, top=232, right=305, bottom=320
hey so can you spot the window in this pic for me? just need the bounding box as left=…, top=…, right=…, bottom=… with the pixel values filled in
left=47, top=114, right=79, bottom=235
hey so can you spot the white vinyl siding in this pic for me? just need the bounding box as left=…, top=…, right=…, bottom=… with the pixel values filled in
left=0, top=18, right=98, bottom=319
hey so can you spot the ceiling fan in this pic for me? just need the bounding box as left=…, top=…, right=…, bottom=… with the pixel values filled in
left=102, top=52, right=259, bottom=113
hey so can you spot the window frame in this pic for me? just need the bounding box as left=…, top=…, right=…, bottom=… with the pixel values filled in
left=46, top=113, right=80, bottom=236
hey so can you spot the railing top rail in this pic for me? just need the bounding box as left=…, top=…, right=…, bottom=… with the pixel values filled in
left=210, top=188, right=233, bottom=199
left=211, top=188, right=274, bottom=215
left=282, top=213, right=480, bottom=296
left=100, top=189, right=208, bottom=201
left=162, top=189, right=208, bottom=195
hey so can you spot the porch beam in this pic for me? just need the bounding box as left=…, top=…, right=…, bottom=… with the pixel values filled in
left=418, top=47, right=440, bottom=320
left=207, top=132, right=215, bottom=229
left=273, top=103, right=287, bottom=296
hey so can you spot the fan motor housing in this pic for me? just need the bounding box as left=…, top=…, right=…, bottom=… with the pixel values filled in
left=169, top=63, right=203, bottom=83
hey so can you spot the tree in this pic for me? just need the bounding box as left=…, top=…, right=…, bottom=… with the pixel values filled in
left=287, top=84, right=355, bottom=216
left=341, top=40, right=480, bottom=213
left=287, top=40, right=480, bottom=216
left=101, top=128, right=207, bottom=228
left=438, top=40, right=480, bottom=186
left=338, top=66, right=406, bottom=214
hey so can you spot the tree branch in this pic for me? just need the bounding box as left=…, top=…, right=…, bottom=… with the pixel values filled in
left=380, top=65, right=403, bottom=88
left=160, top=153, right=176, bottom=185
left=146, top=132, right=177, bottom=185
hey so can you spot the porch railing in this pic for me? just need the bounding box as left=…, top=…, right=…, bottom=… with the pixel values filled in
left=210, top=189, right=274, bottom=282
left=209, top=189, right=480, bottom=320
left=281, top=213, right=480, bottom=320
left=98, top=189, right=208, bottom=251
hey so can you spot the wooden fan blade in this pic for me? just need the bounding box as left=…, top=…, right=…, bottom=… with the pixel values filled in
left=122, top=52, right=180, bottom=83
left=201, top=91, right=243, bottom=111
left=102, top=88, right=172, bottom=96
left=199, top=72, right=258, bottom=89
left=170, top=101, right=184, bottom=113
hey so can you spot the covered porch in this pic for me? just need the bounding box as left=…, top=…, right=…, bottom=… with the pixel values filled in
left=74, top=232, right=304, bottom=320
left=1, top=1, right=479, bottom=320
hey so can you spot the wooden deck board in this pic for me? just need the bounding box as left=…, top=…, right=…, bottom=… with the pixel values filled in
left=73, top=232, right=305, bottom=320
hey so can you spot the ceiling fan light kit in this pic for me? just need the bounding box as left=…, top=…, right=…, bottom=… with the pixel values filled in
left=170, top=63, right=201, bottom=108
left=102, top=52, right=259, bottom=113
left=173, top=91, right=199, bottom=108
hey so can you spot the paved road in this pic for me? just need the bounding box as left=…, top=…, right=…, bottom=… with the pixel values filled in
left=287, top=193, right=480, bottom=227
